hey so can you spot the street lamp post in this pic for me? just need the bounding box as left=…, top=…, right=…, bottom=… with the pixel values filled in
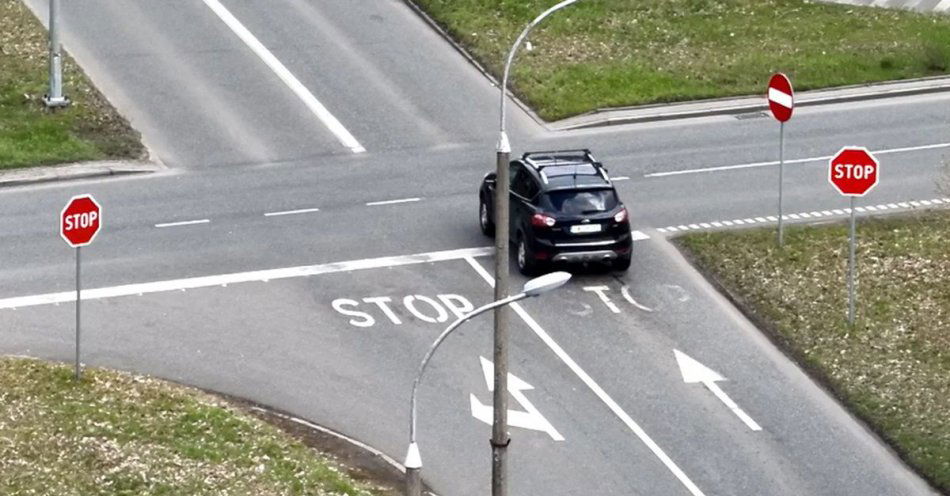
left=44, top=0, right=69, bottom=108
left=405, top=272, right=572, bottom=496
left=492, top=2, right=579, bottom=496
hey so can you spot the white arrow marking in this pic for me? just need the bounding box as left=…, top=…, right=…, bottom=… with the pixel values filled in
left=673, top=350, right=762, bottom=431
left=470, top=357, right=564, bottom=441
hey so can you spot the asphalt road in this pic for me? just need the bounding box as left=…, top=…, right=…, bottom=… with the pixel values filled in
left=4, top=0, right=948, bottom=495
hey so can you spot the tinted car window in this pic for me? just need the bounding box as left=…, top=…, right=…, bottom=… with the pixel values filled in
left=544, top=189, right=618, bottom=215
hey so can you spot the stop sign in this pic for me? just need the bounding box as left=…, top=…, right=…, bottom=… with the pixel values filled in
left=829, top=147, right=879, bottom=196
left=61, top=195, right=102, bottom=247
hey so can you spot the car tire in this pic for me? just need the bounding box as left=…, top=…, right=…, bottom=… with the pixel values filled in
left=613, top=253, right=631, bottom=272
left=479, top=198, right=495, bottom=237
left=516, top=234, right=540, bottom=276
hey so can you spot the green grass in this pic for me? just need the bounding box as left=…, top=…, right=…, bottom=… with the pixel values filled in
left=412, top=0, right=950, bottom=120
left=0, top=357, right=381, bottom=496
left=677, top=211, right=950, bottom=493
left=0, top=0, right=143, bottom=169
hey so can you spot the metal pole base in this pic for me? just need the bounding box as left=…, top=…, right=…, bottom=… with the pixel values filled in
left=405, top=466, right=422, bottom=496
left=43, top=95, right=71, bottom=108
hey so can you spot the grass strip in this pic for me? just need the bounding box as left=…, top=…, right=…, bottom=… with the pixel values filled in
left=411, top=0, right=950, bottom=120
left=0, top=357, right=381, bottom=495
left=677, top=211, right=949, bottom=493
left=0, top=0, right=143, bottom=169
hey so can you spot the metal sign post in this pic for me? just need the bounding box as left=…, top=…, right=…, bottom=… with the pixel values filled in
left=778, top=121, right=785, bottom=246
left=75, top=246, right=81, bottom=379
left=848, top=197, right=856, bottom=325
left=828, top=147, right=879, bottom=326
left=61, top=195, right=101, bottom=381
left=767, top=73, right=794, bottom=248
left=44, top=0, right=69, bottom=108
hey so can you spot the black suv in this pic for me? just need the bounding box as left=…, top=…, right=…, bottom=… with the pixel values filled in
left=478, top=149, right=632, bottom=275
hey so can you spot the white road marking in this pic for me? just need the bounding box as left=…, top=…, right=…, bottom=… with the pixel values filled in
left=470, top=357, right=564, bottom=441
left=645, top=142, right=950, bottom=177
left=583, top=286, right=621, bottom=313
left=655, top=197, right=950, bottom=234
left=366, top=197, right=422, bottom=206
left=264, top=207, right=320, bottom=217
left=631, top=230, right=651, bottom=241
left=155, top=219, right=210, bottom=228
left=935, top=0, right=950, bottom=11
left=464, top=257, right=706, bottom=496
left=612, top=176, right=631, bottom=181
left=674, top=350, right=762, bottom=431
left=621, top=285, right=654, bottom=312
left=201, top=0, right=365, bottom=153
left=0, top=247, right=493, bottom=310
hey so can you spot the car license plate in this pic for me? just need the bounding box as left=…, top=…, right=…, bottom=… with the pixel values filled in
left=570, top=224, right=602, bottom=234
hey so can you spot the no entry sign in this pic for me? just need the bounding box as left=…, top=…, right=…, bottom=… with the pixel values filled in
left=61, top=195, right=101, bottom=247
left=767, top=73, right=794, bottom=122
left=829, top=147, right=879, bottom=196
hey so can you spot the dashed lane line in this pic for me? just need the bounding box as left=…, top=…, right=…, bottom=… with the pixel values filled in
left=366, top=197, right=422, bottom=206
left=201, top=0, right=365, bottom=153
left=463, top=256, right=706, bottom=496
left=656, top=197, right=949, bottom=234
left=644, top=142, right=950, bottom=178
left=155, top=219, right=210, bottom=228
left=264, top=208, right=320, bottom=217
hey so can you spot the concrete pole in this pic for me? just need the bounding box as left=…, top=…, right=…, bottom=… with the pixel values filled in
left=45, top=0, right=69, bottom=108
left=493, top=3, right=578, bottom=495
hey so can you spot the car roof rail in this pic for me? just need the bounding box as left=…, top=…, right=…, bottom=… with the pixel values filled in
left=522, top=149, right=597, bottom=170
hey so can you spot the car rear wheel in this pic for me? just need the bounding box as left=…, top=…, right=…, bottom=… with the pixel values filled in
left=516, top=235, right=540, bottom=276
left=479, top=199, right=494, bottom=237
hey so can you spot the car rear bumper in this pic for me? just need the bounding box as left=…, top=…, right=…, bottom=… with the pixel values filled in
left=532, top=232, right=632, bottom=263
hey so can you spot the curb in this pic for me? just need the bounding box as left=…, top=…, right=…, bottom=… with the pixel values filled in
left=550, top=75, right=950, bottom=130
left=0, top=160, right=165, bottom=188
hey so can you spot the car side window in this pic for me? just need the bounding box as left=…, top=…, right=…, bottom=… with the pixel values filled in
left=510, top=164, right=531, bottom=198
left=523, top=175, right=540, bottom=201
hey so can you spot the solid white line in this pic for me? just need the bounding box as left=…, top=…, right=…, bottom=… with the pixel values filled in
left=768, top=88, right=793, bottom=109
left=644, top=142, right=950, bottom=178
left=936, top=0, right=950, bottom=11
left=155, top=219, right=210, bottom=228
left=201, top=0, right=365, bottom=153
left=264, top=207, right=320, bottom=217
left=366, top=197, right=422, bottom=206
left=612, top=176, right=631, bottom=181
left=0, top=246, right=494, bottom=310
left=464, top=257, right=706, bottom=496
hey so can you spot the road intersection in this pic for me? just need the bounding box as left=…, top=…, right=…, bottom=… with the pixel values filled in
left=3, top=0, right=947, bottom=494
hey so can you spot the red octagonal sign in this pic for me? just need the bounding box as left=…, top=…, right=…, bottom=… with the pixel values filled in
left=61, top=195, right=102, bottom=247
left=829, top=147, right=879, bottom=197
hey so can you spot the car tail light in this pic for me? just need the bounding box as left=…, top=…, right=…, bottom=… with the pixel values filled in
left=531, top=213, right=556, bottom=228
left=613, top=207, right=628, bottom=223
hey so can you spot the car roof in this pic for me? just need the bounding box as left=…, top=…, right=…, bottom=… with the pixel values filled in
left=519, top=149, right=612, bottom=190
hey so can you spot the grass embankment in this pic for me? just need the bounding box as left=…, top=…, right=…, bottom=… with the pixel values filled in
left=0, top=357, right=380, bottom=495
left=678, top=211, right=950, bottom=493
left=412, top=0, right=950, bottom=120
left=0, top=0, right=143, bottom=169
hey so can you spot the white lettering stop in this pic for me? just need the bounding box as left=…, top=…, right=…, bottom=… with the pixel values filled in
left=64, top=211, right=98, bottom=231
left=833, top=163, right=875, bottom=180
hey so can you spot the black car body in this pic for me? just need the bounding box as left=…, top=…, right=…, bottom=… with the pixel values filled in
left=478, top=149, right=632, bottom=275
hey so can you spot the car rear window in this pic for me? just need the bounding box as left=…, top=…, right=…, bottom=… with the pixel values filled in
left=544, top=189, right=619, bottom=215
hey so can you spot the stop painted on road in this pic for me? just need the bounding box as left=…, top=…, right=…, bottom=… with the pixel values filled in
left=332, top=293, right=475, bottom=328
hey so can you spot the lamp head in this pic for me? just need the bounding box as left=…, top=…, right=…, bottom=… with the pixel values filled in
left=522, top=271, right=571, bottom=297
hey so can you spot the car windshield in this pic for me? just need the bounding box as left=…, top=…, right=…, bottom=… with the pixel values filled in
left=545, top=189, right=618, bottom=215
